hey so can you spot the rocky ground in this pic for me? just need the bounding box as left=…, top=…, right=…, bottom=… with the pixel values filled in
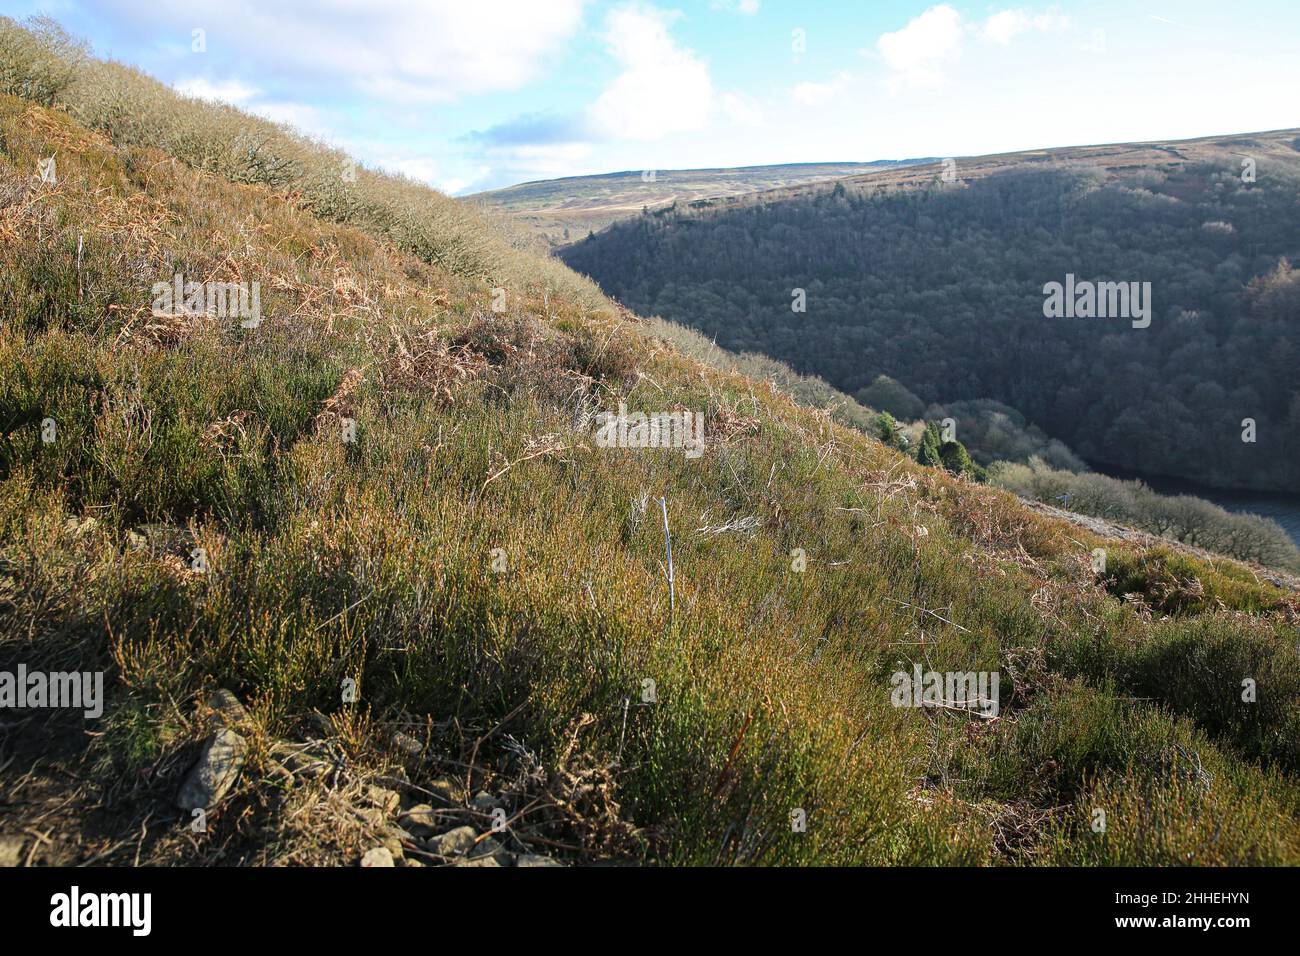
left=173, top=689, right=572, bottom=867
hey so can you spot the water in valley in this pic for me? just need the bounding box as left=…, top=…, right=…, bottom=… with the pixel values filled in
left=1095, top=466, right=1300, bottom=549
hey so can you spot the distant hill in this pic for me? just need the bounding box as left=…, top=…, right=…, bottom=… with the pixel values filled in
left=561, top=129, right=1300, bottom=494
left=466, top=160, right=928, bottom=246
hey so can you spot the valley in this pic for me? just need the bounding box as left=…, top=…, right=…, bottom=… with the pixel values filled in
left=558, top=129, right=1300, bottom=500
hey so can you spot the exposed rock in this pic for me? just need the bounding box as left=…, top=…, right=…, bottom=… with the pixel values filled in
left=64, top=516, right=97, bottom=536
left=379, top=829, right=405, bottom=862
left=355, top=806, right=385, bottom=829
left=469, top=835, right=505, bottom=861
left=365, top=785, right=400, bottom=816
left=306, top=712, right=332, bottom=736
left=516, top=854, right=564, bottom=867
left=269, top=742, right=330, bottom=780
left=372, top=770, right=410, bottom=792
left=127, top=523, right=196, bottom=557
left=426, top=776, right=462, bottom=805
left=176, top=727, right=246, bottom=810
left=390, top=731, right=424, bottom=757
left=398, top=804, right=439, bottom=837
left=453, top=855, right=501, bottom=867
left=428, top=825, right=477, bottom=857
left=207, top=689, right=249, bottom=728
left=0, top=835, right=25, bottom=867
left=470, top=791, right=497, bottom=811
left=360, top=846, right=395, bottom=868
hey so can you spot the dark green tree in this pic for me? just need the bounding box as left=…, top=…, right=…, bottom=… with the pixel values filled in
left=939, top=440, right=984, bottom=481
left=876, top=411, right=903, bottom=450
left=917, top=421, right=942, bottom=468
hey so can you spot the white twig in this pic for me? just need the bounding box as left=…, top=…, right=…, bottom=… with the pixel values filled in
left=617, top=697, right=630, bottom=759
left=886, top=597, right=970, bottom=633
left=660, top=496, right=674, bottom=622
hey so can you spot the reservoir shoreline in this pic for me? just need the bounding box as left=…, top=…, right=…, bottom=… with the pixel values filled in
left=1089, top=463, right=1300, bottom=549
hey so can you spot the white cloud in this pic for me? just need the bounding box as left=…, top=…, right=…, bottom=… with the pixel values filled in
left=108, top=0, right=586, bottom=103
left=711, top=0, right=760, bottom=13
left=876, top=5, right=963, bottom=90
left=791, top=73, right=851, bottom=106
left=981, top=9, right=1070, bottom=46
left=173, top=77, right=258, bottom=104
left=250, top=101, right=333, bottom=140
left=983, top=10, right=1027, bottom=45
left=382, top=157, right=441, bottom=185
left=590, top=5, right=715, bottom=140
left=469, top=142, right=594, bottom=191
left=721, top=91, right=764, bottom=126
left=362, top=151, right=486, bottom=196
left=173, top=78, right=336, bottom=141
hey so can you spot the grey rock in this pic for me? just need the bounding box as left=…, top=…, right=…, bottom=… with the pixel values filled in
left=176, top=728, right=246, bottom=810
left=129, top=523, right=195, bottom=557
left=469, top=791, right=497, bottom=811
left=360, top=846, right=395, bottom=868
left=390, top=731, right=424, bottom=757
left=269, top=742, right=329, bottom=780
left=469, top=835, right=505, bottom=861
left=398, top=804, right=439, bottom=837
left=306, top=712, right=332, bottom=736
left=516, top=854, right=564, bottom=867
left=453, top=855, right=501, bottom=867
left=372, top=767, right=410, bottom=788
left=428, top=825, right=477, bottom=857
left=207, top=689, right=248, bottom=728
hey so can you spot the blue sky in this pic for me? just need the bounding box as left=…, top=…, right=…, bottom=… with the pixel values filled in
left=6, top=1, right=1299, bottom=194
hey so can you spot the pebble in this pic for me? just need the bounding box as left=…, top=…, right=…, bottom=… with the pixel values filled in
left=360, top=847, right=395, bottom=868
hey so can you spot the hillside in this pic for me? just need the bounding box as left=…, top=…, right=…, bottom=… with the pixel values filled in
left=468, top=161, right=924, bottom=246
left=560, top=130, right=1300, bottom=496
left=4, top=18, right=1300, bottom=868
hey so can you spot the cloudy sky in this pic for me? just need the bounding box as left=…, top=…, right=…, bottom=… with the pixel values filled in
left=8, top=0, right=1299, bottom=195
